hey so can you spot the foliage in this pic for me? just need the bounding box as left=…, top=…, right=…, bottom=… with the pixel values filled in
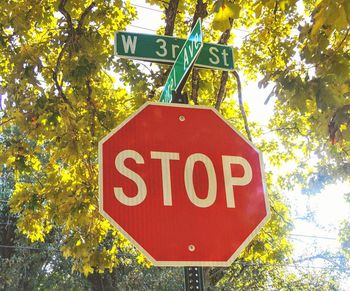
left=340, top=191, right=350, bottom=259
left=0, top=0, right=349, bottom=289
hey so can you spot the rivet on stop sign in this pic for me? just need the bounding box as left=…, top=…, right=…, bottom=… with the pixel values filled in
left=188, top=244, right=195, bottom=252
left=179, top=115, right=185, bottom=121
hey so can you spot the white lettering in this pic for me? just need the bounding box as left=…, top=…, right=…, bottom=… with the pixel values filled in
left=121, top=35, right=137, bottom=54
left=184, top=153, right=217, bottom=208
left=114, top=150, right=147, bottom=206
left=209, top=47, right=220, bottom=65
left=156, top=38, right=167, bottom=57
left=194, top=33, right=201, bottom=49
left=222, top=156, right=252, bottom=208
left=222, top=49, right=229, bottom=67
left=183, top=49, right=189, bottom=70
left=113, top=150, right=253, bottom=209
left=189, top=41, right=194, bottom=58
left=172, top=44, right=180, bottom=58
left=151, top=151, right=180, bottom=206
left=173, top=68, right=177, bottom=86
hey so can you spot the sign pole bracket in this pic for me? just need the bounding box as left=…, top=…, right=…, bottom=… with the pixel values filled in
left=171, top=90, right=188, bottom=104
left=171, top=58, right=195, bottom=103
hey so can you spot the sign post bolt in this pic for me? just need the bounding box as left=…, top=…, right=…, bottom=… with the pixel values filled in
left=184, top=267, right=204, bottom=290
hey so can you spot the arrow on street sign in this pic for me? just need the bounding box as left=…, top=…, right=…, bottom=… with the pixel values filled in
left=114, top=29, right=234, bottom=71
left=159, top=19, right=203, bottom=103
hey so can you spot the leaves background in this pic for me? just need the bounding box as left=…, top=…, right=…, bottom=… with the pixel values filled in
left=0, top=0, right=350, bottom=289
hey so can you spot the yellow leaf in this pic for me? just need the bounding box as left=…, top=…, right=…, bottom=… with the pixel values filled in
left=6, top=156, right=16, bottom=165
left=255, top=2, right=263, bottom=18
left=340, top=123, right=347, bottom=132
left=212, top=11, right=231, bottom=31
left=311, top=5, right=325, bottom=38
left=212, top=1, right=241, bottom=32
left=83, top=264, right=94, bottom=277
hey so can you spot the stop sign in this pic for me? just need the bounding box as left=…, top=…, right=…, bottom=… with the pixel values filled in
left=99, top=102, right=269, bottom=266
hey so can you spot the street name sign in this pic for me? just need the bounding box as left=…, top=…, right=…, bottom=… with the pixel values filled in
left=159, top=19, right=203, bottom=103
left=99, top=102, right=270, bottom=266
left=115, top=31, right=234, bottom=71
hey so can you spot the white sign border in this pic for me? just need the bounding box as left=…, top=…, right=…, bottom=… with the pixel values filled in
left=114, top=28, right=235, bottom=71
left=98, top=101, right=271, bottom=267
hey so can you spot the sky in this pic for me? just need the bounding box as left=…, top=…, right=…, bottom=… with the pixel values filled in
left=124, top=0, right=350, bottom=287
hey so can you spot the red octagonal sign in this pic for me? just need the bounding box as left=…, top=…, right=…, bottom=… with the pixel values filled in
left=99, top=102, right=270, bottom=266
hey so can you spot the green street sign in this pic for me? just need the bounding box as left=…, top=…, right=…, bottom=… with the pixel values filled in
left=159, top=19, right=203, bottom=103
left=115, top=31, right=234, bottom=71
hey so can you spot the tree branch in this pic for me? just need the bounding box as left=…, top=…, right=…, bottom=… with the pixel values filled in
left=190, top=0, right=208, bottom=104
left=191, top=69, right=199, bottom=105
left=86, top=79, right=95, bottom=137
left=191, top=0, right=208, bottom=29
left=54, top=1, right=74, bottom=107
left=77, top=2, right=96, bottom=33
left=148, top=0, right=180, bottom=100
left=54, top=41, right=68, bottom=77
left=215, top=24, right=233, bottom=110
left=0, top=118, right=14, bottom=127
left=266, top=125, right=310, bottom=140
left=271, top=205, right=293, bottom=228
left=52, top=69, right=71, bottom=107
left=274, top=0, right=279, bottom=17
left=215, top=71, right=228, bottom=110
left=336, top=28, right=349, bottom=51
left=51, top=40, right=72, bottom=108
left=58, top=0, right=74, bottom=34
left=264, top=85, right=276, bottom=105
left=292, top=253, right=349, bottom=272
left=233, top=70, right=253, bottom=142
left=164, top=0, right=179, bottom=36
left=218, top=25, right=232, bottom=45
left=329, top=104, right=350, bottom=144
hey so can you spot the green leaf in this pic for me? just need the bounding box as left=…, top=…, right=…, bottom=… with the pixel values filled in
left=345, top=0, right=350, bottom=23
left=212, top=0, right=224, bottom=13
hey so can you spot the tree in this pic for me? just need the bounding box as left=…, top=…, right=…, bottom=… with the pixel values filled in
left=0, top=158, right=91, bottom=290
left=0, top=0, right=349, bottom=288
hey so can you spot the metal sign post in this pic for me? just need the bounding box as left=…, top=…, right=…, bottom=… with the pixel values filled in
left=159, top=18, right=203, bottom=103
left=170, top=94, right=205, bottom=291
left=164, top=19, right=205, bottom=290
left=111, top=19, right=269, bottom=291
left=184, top=267, right=204, bottom=291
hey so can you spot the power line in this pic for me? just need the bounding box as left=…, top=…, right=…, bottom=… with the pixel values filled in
left=130, top=3, right=163, bottom=13
left=0, top=244, right=50, bottom=251
left=0, top=219, right=339, bottom=241
left=129, top=3, right=251, bottom=34
left=0, top=244, right=348, bottom=272
left=238, top=260, right=349, bottom=272
left=0, top=218, right=340, bottom=241
left=289, top=233, right=338, bottom=241
left=128, top=24, right=250, bottom=36
left=129, top=25, right=157, bottom=32
left=0, top=244, right=132, bottom=258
